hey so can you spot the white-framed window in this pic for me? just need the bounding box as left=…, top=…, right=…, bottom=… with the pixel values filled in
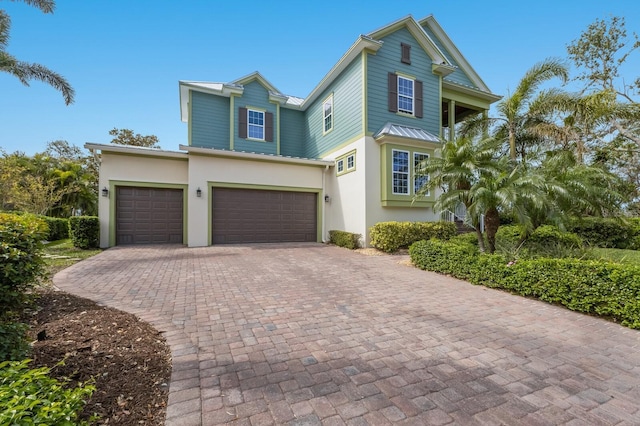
left=323, top=95, right=333, bottom=134
left=346, top=154, right=355, bottom=171
left=336, top=150, right=356, bottom=176
left=248, top=109, right=265, bottom=140
left=392, top=149, right=409, bottom=194
left=414, top=152, right=430, bottom=195
left=398, top=76, right=414, bottom=115
left=337, top=158, right=344, bottom=174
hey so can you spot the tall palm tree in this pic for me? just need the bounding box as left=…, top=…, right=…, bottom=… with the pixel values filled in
left=0, top=0, right=74, bottom=104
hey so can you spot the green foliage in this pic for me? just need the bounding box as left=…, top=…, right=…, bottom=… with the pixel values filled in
left=109, top=128, right=160, bottom=148
left=0, top=322, right=29, bottom=362
left=68, top=216, right=99, bottom=249
left=369, top=221, right=456, bottom=253
left=0, top=360, right=95, bottom=425
left=449, top=232, right=483, bottom=247
left=328, top=230, right=361, bottom=249
left=496, top=225, right=584, bottom=259
left=589, top=247, right=640, bottom=265
left=0, top=213, right=47, bottom=318
left=567, top=217, right=633, bottom=248
left=39, top=216, right=69, bottom=241
left=410, top=239, right=640, bottom=329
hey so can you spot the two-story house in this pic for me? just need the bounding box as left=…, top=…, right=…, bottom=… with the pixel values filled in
left=87, top=14, right=500, bottom=248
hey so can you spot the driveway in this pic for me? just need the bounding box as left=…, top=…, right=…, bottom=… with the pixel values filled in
left=54, top=244, right=640, bottom=425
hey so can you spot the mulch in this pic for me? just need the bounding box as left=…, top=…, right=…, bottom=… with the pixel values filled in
left=24, top=289, right=172, bottom=425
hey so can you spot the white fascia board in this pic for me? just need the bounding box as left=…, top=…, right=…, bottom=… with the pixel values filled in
left=442, top=80, right=502, bottom=103
left=180, top=145, right=334, bottom=167
left=179, top=81, right=244, bottom=122
left=84, top=142, right=189, bottom=159
left=300, top=36, right=383, bottom=110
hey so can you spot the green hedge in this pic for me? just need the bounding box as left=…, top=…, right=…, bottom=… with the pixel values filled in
left=0, top=322, right=29, bottom=362
left=329, top=230, right=361, bottom=249
left=40, top=216, right=69, bottom=241
left=496, top=225, right=584, bottom=259
left=0, top=360, right=95, bottom=425
left=567, top=217, right=634, bottom=249
left=69, top=216, right=99, bottom=249
left=410, top=239, right=640, bottom=329
left=369, top=221, right=457, bottom=253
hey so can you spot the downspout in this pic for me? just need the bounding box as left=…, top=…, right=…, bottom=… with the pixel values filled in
left=322, top=165, right=329, bottom=243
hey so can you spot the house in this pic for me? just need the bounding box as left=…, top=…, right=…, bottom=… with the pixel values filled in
left=86, top=14, right=500, bottom=248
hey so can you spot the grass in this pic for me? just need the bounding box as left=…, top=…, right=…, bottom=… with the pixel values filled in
left=589, top=247, right=640, bottom=266
left=42, top=239, right=102, bottom=282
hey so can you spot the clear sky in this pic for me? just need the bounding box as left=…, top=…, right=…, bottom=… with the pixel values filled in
left=1, top=0, right=638, bottom=155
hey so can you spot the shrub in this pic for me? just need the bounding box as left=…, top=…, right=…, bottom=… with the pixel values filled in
left=410, top=239, right=640, bottom=329
left=0, top=213, right=47, bottom=318
left=329, top=230, right=361, bottom=249
left=39, top=216, right=69, bottom=241
left=0, top=322, right=29, bottom=362
left=370, top=221, right=456, bottom=253
left=449, top=232, right=483, bottom=247
left=496, top=225, right=584, bottom=259
left=69, top=216, right=100, bottom=249
left=0, top=360, right=95, bottom=425
left=568, top=217, right=633, bottom=249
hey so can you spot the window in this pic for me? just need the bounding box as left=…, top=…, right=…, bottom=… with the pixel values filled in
left=336, top=150, right=356, bottom=176
left=414, top=152, right=430, bottom=195
left=401, top=43, right=411, bottom=64
left=323, top=95, right=333, bottom=133
left=346, top=154, right=355, bottom=170
left=392, top=149, right=409, bottom=194
left=398, top=76, right=414, bottom=115
left=248, top=109, right=264, bottom=140
left=337, top=159, right=344, bottom=174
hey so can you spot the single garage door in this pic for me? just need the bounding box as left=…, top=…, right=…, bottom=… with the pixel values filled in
left=116, top=186, right=183, bottom=245
left=212, top=188, right=317, bottom=244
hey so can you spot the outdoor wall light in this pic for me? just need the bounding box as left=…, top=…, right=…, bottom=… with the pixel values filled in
left=101, top=187, right=109, bottom=197
left=324, top=194, right=330, bottom=203
left=196, top=187, right=202, bottom=198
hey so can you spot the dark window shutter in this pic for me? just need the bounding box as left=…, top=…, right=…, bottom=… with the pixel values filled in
left=415, top=80, right=423, bottom=118
left=401, top=43, right=411, bottom=64
left=265, top=112, right=274, bottom=142
left=238, top=107, right=247, bottom=139
left=388, top=72, right=398, bottom=113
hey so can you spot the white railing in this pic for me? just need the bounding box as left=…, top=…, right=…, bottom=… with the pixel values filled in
left=440, top=204, right=485, bottom=233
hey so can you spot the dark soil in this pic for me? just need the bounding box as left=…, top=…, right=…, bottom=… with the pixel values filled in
left=24, top=289, right=172, bottom=425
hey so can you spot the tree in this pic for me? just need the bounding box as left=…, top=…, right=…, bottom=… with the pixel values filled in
left=0, top=0, right=74, bottom=104
left=109, top=128, right=160, bottom=148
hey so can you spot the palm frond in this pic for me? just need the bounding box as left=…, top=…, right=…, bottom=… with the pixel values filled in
left=5, top=61, right=75, bottom=104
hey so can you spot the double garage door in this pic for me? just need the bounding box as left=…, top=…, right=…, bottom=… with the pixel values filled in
left=115, top=186, right=317, bottom=245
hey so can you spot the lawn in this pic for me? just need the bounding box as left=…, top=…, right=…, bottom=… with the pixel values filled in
left=589, top=247, right=640, bottom=266
left=42, top=239, right=102, bottom=280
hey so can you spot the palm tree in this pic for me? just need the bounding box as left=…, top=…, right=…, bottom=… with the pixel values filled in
left=0, top=0, right=74, bottom=104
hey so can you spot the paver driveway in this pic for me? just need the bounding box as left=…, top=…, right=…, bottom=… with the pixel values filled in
left=54, top=243, right=640, bottom=425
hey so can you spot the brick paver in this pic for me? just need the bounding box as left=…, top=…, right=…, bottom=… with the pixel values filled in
left=54, top=243, right=640, bottom=425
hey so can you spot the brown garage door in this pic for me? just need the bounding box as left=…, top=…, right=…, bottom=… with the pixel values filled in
left=116, top=186, right=183, bottom=245
left=212, top=188, right=317, bottom=244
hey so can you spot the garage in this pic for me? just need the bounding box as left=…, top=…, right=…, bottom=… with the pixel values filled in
left=116, top=186, right=184, bottom=245
left=212, top=187, right=317, bottom=244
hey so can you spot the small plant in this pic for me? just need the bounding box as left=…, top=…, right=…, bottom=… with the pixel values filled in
left=69, top=216, right=100, bottom=249
left=329, top=230, right=361, bottom=249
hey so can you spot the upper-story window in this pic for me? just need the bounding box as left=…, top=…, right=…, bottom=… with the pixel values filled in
left=398, top=76, right=414, bottom=115
left=401, top=43, right=411, bottom=64
left=248, top=109, right=265, bottom=140
left=323, top=95, right=333, bottom=134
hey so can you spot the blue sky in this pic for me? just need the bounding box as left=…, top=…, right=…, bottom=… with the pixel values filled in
left=1, top=0, right=638, bottom=155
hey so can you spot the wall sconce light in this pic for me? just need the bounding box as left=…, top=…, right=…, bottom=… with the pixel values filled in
left=101, top=187, right=109, bottom=197
left=324, top=194, right=330, bottom=203
left=196, top=187, right=202, bottom=198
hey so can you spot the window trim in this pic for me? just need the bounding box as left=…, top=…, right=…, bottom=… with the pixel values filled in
left=413, top=151, right=430, bottom=196
left=337, top=158, right=344, bottom=174
left=323, top=94, right=334, bottom=135
left=397, top=76, right=414, bottom=116
left=391, top=149, right=410, bottom=195
left=336, top=149, right=356, bottom=176
left=247, top=108, right=265, bottom=141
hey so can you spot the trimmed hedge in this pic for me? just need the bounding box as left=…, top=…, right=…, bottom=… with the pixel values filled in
left=69, top=216, right=99, bottom=249
left=369, top=221, right=457, bottom=253
left=567, top=217, right=634, bottom=249
left=329, top=230, right=361, bottom=249
left=40, top=216, right=69, bottom=241
left=410, top=239, right=640, bottom=329
left=0, top=360, right=95, bottom=425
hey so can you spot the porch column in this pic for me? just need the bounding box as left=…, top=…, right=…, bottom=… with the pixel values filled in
left=448, top=100, right=456, bottom=142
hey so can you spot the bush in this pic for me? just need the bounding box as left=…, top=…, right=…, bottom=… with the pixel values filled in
left=0, top=360, right=95, bottom=425
left=329, top=230, right=361, bottom=249
left=410, top=239, right=640, bottom=329
left=496, top=225, right=584, bottom=259
left=449, top=232, right=483, bottom=247
left=369, top=221, right=456, bottom=253
left=0, top=213, right=47, bottom=318
left=40, top=216, right=69, bottom=241
left=0, top=322, right=29, bottom=362
left=69, top=216, right=100, bottom=249
left=568, top=217, right=633, bottom=249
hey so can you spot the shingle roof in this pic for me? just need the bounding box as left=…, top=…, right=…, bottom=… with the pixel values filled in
left=373, top=122, right=440, bottom=143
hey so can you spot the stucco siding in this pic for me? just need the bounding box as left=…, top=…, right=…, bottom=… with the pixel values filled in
left=420, top=24, right=475, bottom=89
left=367, top=27, right=441, bottom=136
left=234, top=81, right=278, bottom=155
left=280, top=108, right=306, bottom=158
left=304, top=55, right=363, bottom=158
left=191, top=91, right=230, bottom=149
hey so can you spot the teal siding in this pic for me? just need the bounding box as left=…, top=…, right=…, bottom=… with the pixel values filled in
left=234, top=81, right=277, bottom=155
left=303, top=55, right=362, bottom=158
left=367, top=27, right=440, bottom=136
left=421, top=24, right=475, bottom=89
left=191, top=91, right=230, bottom=149
left=280, top=108, right=305, bottom=157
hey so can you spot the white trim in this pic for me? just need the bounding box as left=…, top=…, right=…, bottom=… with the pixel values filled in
left=179, top=144, right=334, bottom=167
left=397, top=76, right=414, bottom=115
left=84, top=142, right=188, bottom=159
left=247, top=108, right=265, bottom=141
left=322, top=94, right=334, bottom=134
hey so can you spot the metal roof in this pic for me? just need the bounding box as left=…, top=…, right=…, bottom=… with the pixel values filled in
left=374, top=122, right=440, bottom=143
